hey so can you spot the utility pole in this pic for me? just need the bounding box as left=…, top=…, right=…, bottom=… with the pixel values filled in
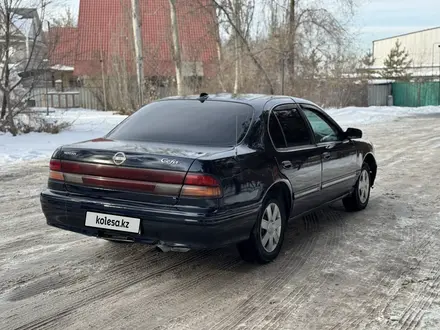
left=131, top=0, right=144, bottom=105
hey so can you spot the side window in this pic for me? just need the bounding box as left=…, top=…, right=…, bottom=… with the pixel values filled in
left=268, top=112, right=286, bottom=148
left=301, top=106, right=340, bottom=143
left=268, top=107, right=311, bottom=148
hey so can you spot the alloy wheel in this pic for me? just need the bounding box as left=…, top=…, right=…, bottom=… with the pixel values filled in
left=358, top=169, right=370, bottom=204
left=260, top=203, right=282, bottom=253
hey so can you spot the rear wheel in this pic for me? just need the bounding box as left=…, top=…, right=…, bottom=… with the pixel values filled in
left=343, top=163, right=371, bottom=211
left=237, top=197, right=286, bottom=264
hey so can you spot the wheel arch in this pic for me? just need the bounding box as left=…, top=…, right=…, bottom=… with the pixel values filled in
left=262, top=180, right=294, bottom=218
left=363, top=152, right=377, bottom=186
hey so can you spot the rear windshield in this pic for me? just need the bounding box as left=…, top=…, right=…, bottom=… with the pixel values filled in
left=107, top=100, right=254, bottom=147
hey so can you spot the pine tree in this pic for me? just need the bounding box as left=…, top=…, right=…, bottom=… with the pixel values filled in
left=381, top=40, right=412, bottom=80
left=360, top=50, right=376, bottom=79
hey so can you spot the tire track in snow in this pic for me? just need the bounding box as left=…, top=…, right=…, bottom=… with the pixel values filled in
left=264, top=209, right=346, bottom=330
left=13, top=251, right=212, bottom=330
left=208, top=211, right=325, bottom=330
left=101, top=254, right=244, bottom=330
left=329, top=230, right=434, bottom=330
left=396, top=261, right=440, bottom=330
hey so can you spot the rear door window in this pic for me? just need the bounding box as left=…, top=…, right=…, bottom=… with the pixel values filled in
left=107, top=100, right=254, bottom=147
left=268, top=106, right=312, bottom=148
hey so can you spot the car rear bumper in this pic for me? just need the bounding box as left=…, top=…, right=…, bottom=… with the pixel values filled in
left=40, top=190, right=259, bottom=249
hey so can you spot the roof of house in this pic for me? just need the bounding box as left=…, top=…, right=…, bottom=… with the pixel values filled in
left=1, top=8, right=45, bottom=44
left=373, top=26, right=440, bottom=43
left=48, top=27, right=78, bottom=67
left=74, top=0, right=219, bottom=78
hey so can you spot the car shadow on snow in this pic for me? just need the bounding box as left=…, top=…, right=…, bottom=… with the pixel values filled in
left=99, top=200, right=374, bottom=274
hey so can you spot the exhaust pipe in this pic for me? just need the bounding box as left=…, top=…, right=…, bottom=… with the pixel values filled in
left=156, top=243, right=190, bottom=253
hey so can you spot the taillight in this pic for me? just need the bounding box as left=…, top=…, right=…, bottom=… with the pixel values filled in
left=47, top=159, right=222, bottom=198
left=184, top=174, right=219, bottom=186
left=181, top=174, right=222, bottom=198
left=49, top=159, right=64, bottom=181
left=49, top=159, right=61, bottom=171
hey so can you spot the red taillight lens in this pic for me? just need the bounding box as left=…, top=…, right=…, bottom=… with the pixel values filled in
left=49, top=159, right=61, bottom=171
left=184, top=174, right=219, bottom=187
left=47, top=160, right=222, bottom=198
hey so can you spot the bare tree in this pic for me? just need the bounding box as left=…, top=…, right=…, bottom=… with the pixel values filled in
left=131, top=0, right=144, bottom=104
left=232, top=0, right=240, bottom=93
left=1, top=0, right=50, bottom=135
left=50, top=7, right=76, bottom=27
left=168, top=0, right=184, bottom=96
left=213, top=0, right=275, bottom=94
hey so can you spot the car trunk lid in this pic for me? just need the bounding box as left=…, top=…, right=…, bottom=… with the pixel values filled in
left=55, top=139, right=229, bottom=205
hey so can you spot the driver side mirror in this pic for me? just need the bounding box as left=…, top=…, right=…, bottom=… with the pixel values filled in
left=345, top=127, right=362, bottom=139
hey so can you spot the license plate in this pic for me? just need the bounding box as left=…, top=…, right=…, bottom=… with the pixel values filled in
left=85, top=212, right=140, bottom=234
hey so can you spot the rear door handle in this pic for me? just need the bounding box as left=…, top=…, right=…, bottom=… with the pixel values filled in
left=281, top=160, right=293, bottom=169
left=322, top=152, right=331, bottom=160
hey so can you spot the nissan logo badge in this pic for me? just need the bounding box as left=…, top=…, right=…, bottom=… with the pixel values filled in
left=112, top=152, right=126, bottom=165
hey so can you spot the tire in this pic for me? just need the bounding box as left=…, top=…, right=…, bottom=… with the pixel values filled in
left=343, top=163, right=371, bottom=212
left=237, top=197, right=287, bottom=264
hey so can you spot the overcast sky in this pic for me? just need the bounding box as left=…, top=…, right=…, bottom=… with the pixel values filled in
left=58, top=0, right=440, bottom=51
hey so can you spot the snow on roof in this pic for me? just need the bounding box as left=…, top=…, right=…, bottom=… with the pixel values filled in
left=50, top=64, right=74, bottom=71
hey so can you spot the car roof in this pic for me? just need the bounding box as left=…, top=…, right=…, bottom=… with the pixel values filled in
left=159, top=93, right=318, bottom=114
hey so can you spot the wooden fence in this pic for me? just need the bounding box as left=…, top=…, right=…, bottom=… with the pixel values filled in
left=29, top=88, right=104, bottom=110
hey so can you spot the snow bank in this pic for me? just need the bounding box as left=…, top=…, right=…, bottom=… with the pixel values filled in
left=0, top=108, right=126, bottom=165
left=1, top=106, right=440, bottom=166
left=327, top=106, right=440, bottom=129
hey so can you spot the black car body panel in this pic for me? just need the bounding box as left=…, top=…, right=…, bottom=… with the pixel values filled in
left=40, top=93, right=377, bottom=249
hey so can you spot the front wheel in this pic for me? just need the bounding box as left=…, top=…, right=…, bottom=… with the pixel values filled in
left=343, top=163, right=371, bottom=211
left=237, top=197, right=286, bottom=264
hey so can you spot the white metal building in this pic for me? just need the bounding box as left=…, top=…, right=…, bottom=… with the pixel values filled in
left=372, top=27, right=440, bottom=78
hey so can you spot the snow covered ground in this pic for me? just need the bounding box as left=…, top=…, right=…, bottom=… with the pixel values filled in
left=0, top=108, right=126, bottom=165
left=1, top=105, right=440, bottom=166
left=2, top=113, right=440, bottom=329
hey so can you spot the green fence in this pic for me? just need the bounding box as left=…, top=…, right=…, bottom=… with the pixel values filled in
left=392, top=82, right=440, bottom=107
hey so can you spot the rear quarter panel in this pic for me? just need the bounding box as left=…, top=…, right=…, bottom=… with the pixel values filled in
left=189, top=146, right=280, bottom=214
